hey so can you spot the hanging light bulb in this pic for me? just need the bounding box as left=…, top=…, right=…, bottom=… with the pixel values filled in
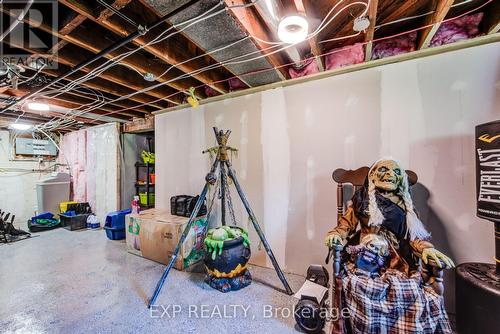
left=9, top=122, right=32, bottom=131
left=27, top=102, right=50, bottom=111
left=278, top=15, right=309, bottom=44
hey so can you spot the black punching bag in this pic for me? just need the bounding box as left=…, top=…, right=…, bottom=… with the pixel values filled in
left=456, top=120, right=500, bottom=334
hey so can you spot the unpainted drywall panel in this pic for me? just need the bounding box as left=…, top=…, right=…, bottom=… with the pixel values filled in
left=155, top=42, right=499, bottom=312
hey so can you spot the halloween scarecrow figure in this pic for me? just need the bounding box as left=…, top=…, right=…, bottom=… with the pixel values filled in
left=325, top=158, right=455, bottom=333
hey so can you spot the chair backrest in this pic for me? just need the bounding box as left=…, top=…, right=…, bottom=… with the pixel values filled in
left=332, top=167, right=418, bottom=221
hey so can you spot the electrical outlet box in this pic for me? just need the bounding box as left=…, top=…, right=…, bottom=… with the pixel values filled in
left=15, top=137, right=57, bottom=156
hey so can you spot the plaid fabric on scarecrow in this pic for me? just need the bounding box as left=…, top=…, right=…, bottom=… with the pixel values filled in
left=341, top=265, right=452, bottom=334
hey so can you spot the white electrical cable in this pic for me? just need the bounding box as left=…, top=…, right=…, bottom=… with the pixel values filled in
left=33, top=2, right=230, bottom=130
left=0, top=0, right=34, bottom=42
left=33, top=0, right=480, bottom=130
left=44, top=3, right=226, bottom=102
left=319, top=31, right=362, bottom=44
left=52, top=1, right=367, bottom=123
left=33, top=1, right=303, bottom=125
left=37, top=6, right=248, bottom=126
left=375, top=0, right=479, bottom=29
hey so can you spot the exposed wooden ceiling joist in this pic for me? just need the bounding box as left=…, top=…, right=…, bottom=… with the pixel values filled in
left=58, top=0, right=228, bottom=96
left=364, top=0, right=379, bottom=61
left=5, top=6, right=198, bottom=100
left=196, top=0, right=286, bottom=81
left=1, top=39, right=164, bottom=114
left=0, top=7, right=177, bottom=109
left=0, top=0, right=495, bottom=131
left=59, top=0, right=232, bottom=94
left=418, top=0, right=454, bottom=49
left=4, top=87, right=133, bottom=121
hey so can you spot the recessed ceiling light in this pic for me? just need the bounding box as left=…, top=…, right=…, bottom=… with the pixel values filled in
left=278, top=15, right=309, bottom=44
left=9, top=123, right=32, bottom=131
left=27, top=102, right=50, bottom=111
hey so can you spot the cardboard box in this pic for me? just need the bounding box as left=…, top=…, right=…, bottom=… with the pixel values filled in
left=126, top=209, right=207, bottom=270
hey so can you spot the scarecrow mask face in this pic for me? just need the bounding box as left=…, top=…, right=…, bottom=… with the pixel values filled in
left=369, top=160, right=403, bottom=192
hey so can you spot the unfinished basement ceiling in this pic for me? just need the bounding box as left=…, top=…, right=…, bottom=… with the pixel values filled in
left=143, top=0, right=284, bottom=87
left=0, top=0, right=498, bottom=132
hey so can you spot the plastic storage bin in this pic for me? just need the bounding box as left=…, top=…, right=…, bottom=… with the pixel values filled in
left=60, top=201, right=77, bottom=213
left=104, top=227, right=126, bottom=240
left=60, top=203, right=92, bottom=231
left=139, top=192, right=155, bottom=206
left=104, top=209, right=131, bottom=240
left=60, top=214, right=91, bottom=231
left=36, top=172, right=71, bottom=216
left=105, top=209, right=132, bottom=229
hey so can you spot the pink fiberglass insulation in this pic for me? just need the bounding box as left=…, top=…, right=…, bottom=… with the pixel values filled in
left=229, top=77, right=247, bottom=91
left=371, top=32, right=417, bottom=60
left=288, top=58, right=319, bottom=78
left=204, top=85, right=219, bottom=97
left=430, top=12, right=483, bottom=47
left=325, top=43, right=365, bottom=71
left=58, top=129, right=87, bottom=203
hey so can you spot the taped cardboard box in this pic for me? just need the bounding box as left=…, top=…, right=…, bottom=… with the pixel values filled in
left=126, top=209, right=207, bottom=271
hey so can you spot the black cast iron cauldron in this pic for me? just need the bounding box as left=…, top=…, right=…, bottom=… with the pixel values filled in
left=204, top=230, right=251, bottom=278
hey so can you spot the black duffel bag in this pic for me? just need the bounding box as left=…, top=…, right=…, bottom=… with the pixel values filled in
left=170, top=195, right=207, bottom=217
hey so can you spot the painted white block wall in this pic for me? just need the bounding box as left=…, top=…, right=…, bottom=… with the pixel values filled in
left=156, top=43, right=500, bottom=312
left=0, top=130, right=50, bottom=225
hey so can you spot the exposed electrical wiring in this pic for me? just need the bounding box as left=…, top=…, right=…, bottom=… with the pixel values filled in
left=38, top=0, right=365, bottom=127
left=25, top=0, right=491, bottom=131
left=375, top=0, right=481, bottom=30
left=44, top=3, right=226, bottom=102
left=53, top=1, right=370, bottom=124
left=32, top=3, right=230, bottom=130
left=88, top=0, right=492, bottom=123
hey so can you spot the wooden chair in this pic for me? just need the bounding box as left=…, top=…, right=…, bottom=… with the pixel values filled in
left=329, top=167, right=445, bottom=332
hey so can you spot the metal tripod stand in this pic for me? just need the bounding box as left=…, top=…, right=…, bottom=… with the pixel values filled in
left=148, top=127, right=293, bottom=307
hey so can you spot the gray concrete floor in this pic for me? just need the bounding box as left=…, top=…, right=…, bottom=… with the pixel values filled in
left=0, top=228, right=307, bottom=334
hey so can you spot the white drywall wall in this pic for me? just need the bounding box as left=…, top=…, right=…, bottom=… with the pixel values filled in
left=156, top=43, right=500, bottom=312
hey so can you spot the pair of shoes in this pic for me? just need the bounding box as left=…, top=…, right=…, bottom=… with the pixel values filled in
left=0, top=210, right=30, bottom=239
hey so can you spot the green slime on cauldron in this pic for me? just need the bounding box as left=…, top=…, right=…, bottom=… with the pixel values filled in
left=204, top=226, right=250, bottom=260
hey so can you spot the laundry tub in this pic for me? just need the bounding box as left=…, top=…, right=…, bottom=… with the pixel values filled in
left=36, top=172, right=71, bottom=216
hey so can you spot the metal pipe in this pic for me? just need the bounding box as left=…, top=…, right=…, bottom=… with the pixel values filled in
left=96, top=0, right=139, bottom=28
left=0, top=0, right=201, bottom=113
left=0, top=0, right=34, bottom=42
